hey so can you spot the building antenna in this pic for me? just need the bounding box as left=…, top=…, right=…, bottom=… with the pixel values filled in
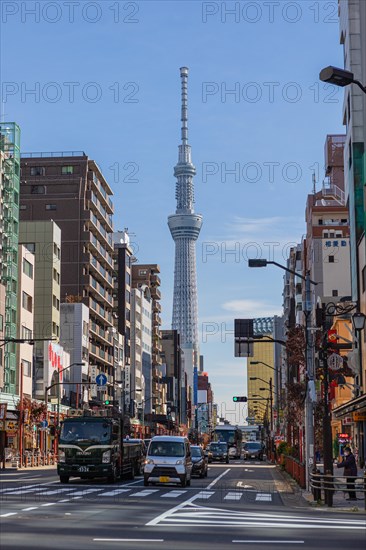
left=312, top=171, right=317, bottom=195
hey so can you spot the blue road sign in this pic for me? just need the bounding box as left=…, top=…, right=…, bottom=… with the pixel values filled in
left=96, top=373, right=107, bottom=386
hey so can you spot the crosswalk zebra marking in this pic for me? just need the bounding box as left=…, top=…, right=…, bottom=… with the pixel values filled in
left=129, top=489, right=159, bottom=497
left=161, top=490, right=187, bottom=498
left=100, top=488, right=132, bottom=497
left=224, top=492, right=242, bottom=501
left=255, top=494, right=272, bottom=502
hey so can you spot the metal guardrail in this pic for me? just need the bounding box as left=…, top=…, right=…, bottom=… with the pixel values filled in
left=310, top=471, right=366, bottom=509
left=4, top=452, right=58, bottom=469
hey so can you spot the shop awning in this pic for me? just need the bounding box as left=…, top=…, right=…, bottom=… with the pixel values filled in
left=333, top=394, right=366, bottom=419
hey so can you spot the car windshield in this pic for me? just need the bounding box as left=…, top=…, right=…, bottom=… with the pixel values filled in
left=149, top=441, right=185, bottom=457
left=59, top=421, right=111, bottom=444
left=210, top=444, right=223, bottom=452
left=245, top=442, right=261, bottom=450
left=191, top=447, right=202, bottom=457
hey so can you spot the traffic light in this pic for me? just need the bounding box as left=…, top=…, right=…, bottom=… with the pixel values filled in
left=104, top=396, right=111, bottom=405
left=233, top=396, right=247, bottom=402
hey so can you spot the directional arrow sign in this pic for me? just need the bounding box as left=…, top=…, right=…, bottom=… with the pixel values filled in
left=96, top=373, right=107, bottom=386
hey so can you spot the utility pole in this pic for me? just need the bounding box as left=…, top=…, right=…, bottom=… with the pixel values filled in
left=304, top=270, right=316, bottom=488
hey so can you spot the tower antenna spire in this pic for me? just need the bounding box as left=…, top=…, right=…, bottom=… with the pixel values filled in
left=180, top=67, right=189, bottom=146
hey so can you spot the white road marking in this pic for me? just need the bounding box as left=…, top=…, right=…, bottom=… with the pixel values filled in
left=146, top=491, right=215, bottom=526
left=40, top=502, right=56, bottom=507
left=224, top=492, right=242, bottom=501
left=69, top=488, right=101, bottom=496
left=130, top=489, right=159, bottom=497
left=195, top=491, right=215, bottom=500
left=161, top=490, right=187, bottom=498
left=93, top=539, right=164, bottom=543
left=100, top=488, right=132, bottom=497
left=236, top=482, right=254, bottom=489
left=232, top=541, right=304, bottom=544
left=0, top=512, right=18, bottom=517
left=21, top=507, right=39, bottom=511
left=206, top=468, right=230, bottom=489
left=255, top=494, right=272, bottom=502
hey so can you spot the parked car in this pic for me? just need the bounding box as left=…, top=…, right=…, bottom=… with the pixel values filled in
left=207, top=442, right=229, bottom=464
left=191, top=445, right=208, bottom=478
left=243, top=441, right=264, bottom=461
left=144, top=436, right=193, bottom=487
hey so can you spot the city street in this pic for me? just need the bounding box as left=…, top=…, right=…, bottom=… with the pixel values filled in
left=1, top=463, right=365, bottom=550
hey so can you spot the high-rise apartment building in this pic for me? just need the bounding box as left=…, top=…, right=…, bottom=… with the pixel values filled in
left=305, top=135, right=351, bottom=306
left=19, top=221, right=61, bottom=399
left=113, top=230, right=133, bottom=411
left=20, top=153, right=115, bottom=399
left=131, top=264, right=163, bottom=414
left=161, top=329, right=184, bottom=425
left=0, top=123, right=20, bottom=395
left=17, top=244, right=35, bottom=399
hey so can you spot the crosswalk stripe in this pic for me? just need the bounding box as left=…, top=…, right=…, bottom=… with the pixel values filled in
left=100, top=489, right=132, bottom=497
left=161, top=490, right=187, bottom=498
left=256, top=493, right=272, bottom=502
left=224, top=492, right=242, bottom=501
left=130, top=490, right=159, bottom=497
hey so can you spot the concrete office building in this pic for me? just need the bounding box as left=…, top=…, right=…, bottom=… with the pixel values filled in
left=20, top=153, right=115, bottom=399
left=161, top=329, right=184, bottom=425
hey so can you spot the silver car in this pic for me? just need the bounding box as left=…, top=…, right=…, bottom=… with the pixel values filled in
left=144, top=436, right=193, bottom=487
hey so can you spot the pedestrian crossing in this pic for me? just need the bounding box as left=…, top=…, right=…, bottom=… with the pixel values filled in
left=0, top=483, right=276, bottom=506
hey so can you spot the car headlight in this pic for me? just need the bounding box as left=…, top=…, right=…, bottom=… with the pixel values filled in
left=145, top=458, right=154, bottom=465
left=102, top=450, right=111, bottom=464
left=223, top=453, right=227, bottom=457
left=176, top=459, right=183, bottom=465
left=58, top=450, right=65, bottom=463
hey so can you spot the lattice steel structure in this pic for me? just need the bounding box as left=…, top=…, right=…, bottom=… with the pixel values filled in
left=168, top=67, right=202, bottom=358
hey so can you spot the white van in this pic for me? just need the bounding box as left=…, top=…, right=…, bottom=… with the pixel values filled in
left=144, top=436, right=192, bottom=487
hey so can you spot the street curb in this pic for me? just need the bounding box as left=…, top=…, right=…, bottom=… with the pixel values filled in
left=274, top=464, right=365, bottom=514
left=1, top=465, right=57, bottom=472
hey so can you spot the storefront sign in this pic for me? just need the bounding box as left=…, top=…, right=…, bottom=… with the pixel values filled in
left=6, top=421, right=18, bottom=432
left=353, top=412, right=366, bottom=422
left=343, top=417, right=353, bottom=425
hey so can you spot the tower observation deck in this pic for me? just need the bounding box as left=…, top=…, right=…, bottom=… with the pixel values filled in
left=168, top=67, right=202, bottom=370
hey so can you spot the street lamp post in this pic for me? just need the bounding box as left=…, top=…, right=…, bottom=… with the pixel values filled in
left=248, top=259, right=318, bottom=487
left=319, top=66, right=366, bottom=94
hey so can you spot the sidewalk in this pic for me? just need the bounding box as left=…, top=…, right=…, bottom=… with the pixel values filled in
left=1, top=460, right=57, bottom=472
left=275, top=463, right=366, bottom=513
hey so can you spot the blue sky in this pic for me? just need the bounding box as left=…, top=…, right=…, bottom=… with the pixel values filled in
left=1, top=0, right=345, bottom=415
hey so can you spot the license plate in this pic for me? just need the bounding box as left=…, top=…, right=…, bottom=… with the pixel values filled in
left=159, top=476, right=170, bottom=483
left=251, top=455, right=255, bottom=458
left=78, top=466, right=89, bottom=472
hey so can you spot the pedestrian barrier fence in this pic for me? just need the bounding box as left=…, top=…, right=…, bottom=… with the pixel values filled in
left=310, top=471, right=366, bottom=509
left=4, top=451, right=58, bottom=468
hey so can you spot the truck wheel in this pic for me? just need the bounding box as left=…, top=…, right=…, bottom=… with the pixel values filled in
left=60, top=476, right=69, bottom=484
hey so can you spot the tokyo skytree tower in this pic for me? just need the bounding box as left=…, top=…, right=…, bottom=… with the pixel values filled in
left=168, top=67, right=202, bottom=377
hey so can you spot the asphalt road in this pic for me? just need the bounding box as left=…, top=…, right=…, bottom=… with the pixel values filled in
left=1, top=461, right=365, bottom=550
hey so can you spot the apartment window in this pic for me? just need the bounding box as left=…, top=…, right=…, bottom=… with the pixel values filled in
left=22, top=291, right=33, bottom=312
left=61, top=165, right=73, bottom=175
left=52, top=322, right=59, bottom=337
left=25, top=243, right=35, bottom=253
left=31, top=185, right=46, bottom=194
left=53, top=295, right=60, bottom=310
left=318, top=219, right=323, bottom=225
left=362, top=266, right=366, bottom=294
left=22, top=360, right=32, bottom=377
left=335, top=232, right=342, bottom=238
left=23, top=259, right=33, bottom=279
left=83, top=321, right=89, bottom=336
left=22, top=326, right=32, bottom=340
left=328, top=256, right=335, bottom=263
left=46, top=204, right=57, bottom=210
left=30, top=166, right=45, bottom=176
left=332, top=290, right=338, bottom=297
left=53, top=268, right=60, bottom=284
left=323, top=232, right=329, bottom=238
left=0, top=349, right=2, bottom=367
left=0, top=314, right=3, bottom=331
left=139, top=270, right=147, bottom=276
left=53, top=244, right=60, bottom=259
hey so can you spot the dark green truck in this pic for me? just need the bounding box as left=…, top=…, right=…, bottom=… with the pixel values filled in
left=57, top=410, right=143, bottom=483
